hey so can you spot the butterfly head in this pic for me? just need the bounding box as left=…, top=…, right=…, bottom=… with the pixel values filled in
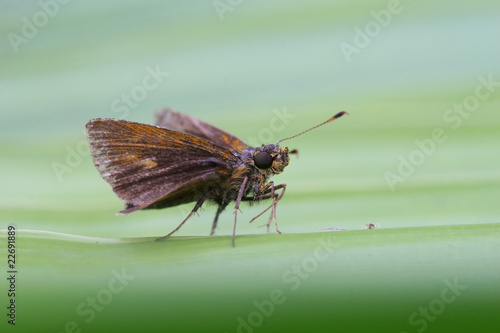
left=253, top=144, right=296, bottom=175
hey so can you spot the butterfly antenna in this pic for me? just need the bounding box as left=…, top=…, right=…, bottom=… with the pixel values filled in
left=277, top=111, right=348, bottom=145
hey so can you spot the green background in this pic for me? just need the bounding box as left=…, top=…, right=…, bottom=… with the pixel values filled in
left=1, top=0, right=499, bottom=332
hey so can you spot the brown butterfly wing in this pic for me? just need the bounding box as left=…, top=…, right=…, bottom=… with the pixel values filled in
left=86, top=118, right=238, bottom=214
left=155, top=108, right=248, bottom=151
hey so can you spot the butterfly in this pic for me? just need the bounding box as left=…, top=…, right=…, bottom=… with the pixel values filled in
left=86, top=108, right=347, bottom=246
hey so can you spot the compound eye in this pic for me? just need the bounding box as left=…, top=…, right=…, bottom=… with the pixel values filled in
left=254, top=151, right=273, bottom=169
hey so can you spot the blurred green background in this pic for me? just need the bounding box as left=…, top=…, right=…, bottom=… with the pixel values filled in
left=1, top=0, right=499, bottom=332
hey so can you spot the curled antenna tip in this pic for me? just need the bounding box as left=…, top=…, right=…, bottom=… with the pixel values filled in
left=331, top=111, right=348, bottom=120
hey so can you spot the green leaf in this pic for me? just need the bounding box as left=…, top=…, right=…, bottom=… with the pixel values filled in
left=2, top=224, right=499, bottom=332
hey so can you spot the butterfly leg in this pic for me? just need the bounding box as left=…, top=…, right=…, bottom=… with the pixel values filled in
left=210, top=204, right=227, bottom=236
left=246, top=183, right=287, bottom=234
left=232, top=176, right=249, bottom=247
left=258, top=181, right=277, bottom=233
left=155, top=193, right=209, bottom=242
left=267, top=182, right=278, bottom=234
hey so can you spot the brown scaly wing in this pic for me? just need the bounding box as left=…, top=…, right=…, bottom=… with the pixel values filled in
left=155, top=108, right=248, bottom=152
left=86, top=118, right=238, bottom=214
